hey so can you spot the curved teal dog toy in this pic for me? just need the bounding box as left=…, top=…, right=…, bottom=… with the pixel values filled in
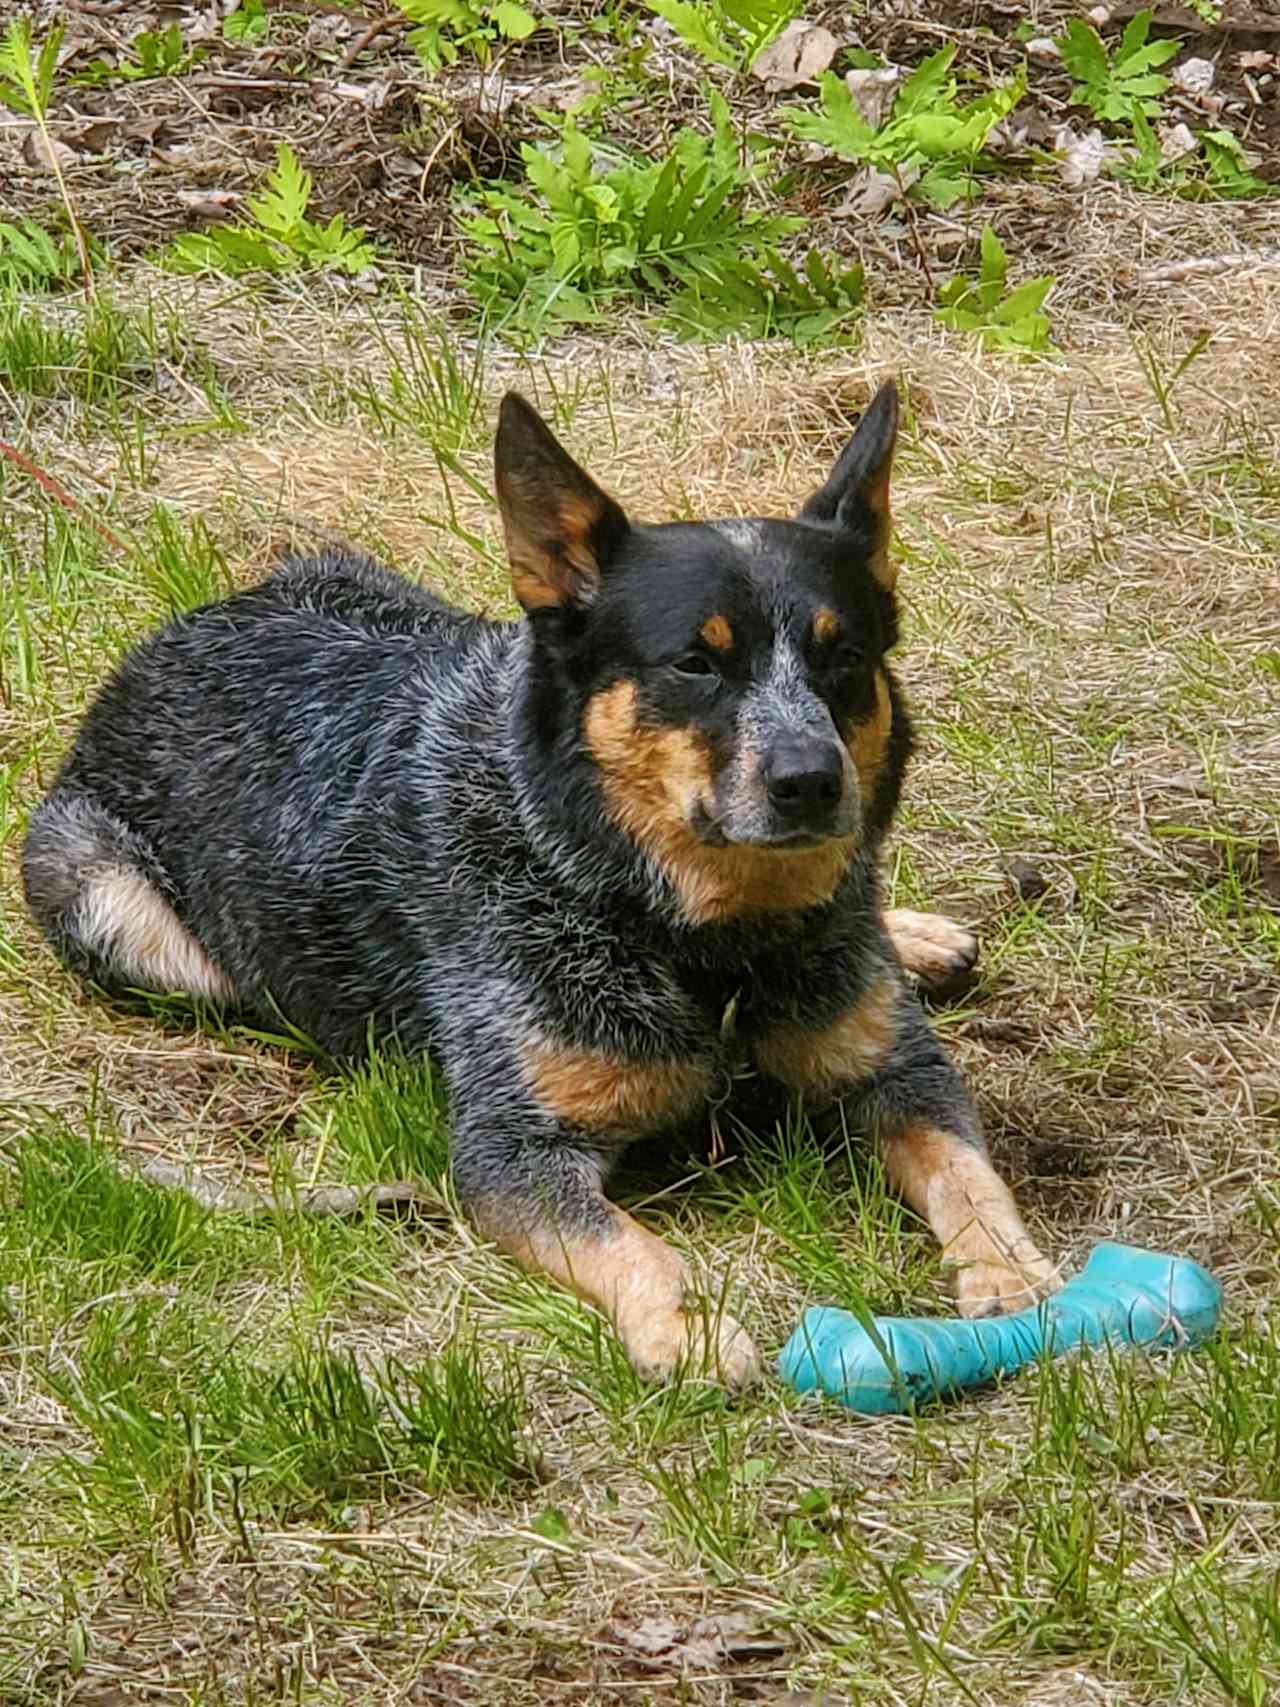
left=778, top=1243, right=1222, bottom=1415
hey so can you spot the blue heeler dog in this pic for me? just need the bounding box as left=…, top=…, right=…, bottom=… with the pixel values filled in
left=23, top=382, right=1057, bottom=1385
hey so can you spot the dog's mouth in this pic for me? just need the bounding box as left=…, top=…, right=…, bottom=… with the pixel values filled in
left=689, top=805, right=847, bottom=853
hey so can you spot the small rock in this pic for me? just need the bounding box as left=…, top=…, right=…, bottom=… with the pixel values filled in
left=1006, top=857, right=1050, bottom=901
left=1173, top=57, right=1215, bottom=96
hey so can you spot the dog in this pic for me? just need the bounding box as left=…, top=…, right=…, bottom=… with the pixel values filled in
left=22, top=381, right=1056, bottom=1386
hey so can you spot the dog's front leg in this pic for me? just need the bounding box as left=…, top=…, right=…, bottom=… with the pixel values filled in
left=756, top=975, right=1057, bottom=1316
left=450, top=1093, right=760, bottom=1387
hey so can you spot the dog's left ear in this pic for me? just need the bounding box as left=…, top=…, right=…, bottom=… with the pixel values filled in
left=495, top=394, right=630, bottom=614
left=797, top=380, right=898, bottom=590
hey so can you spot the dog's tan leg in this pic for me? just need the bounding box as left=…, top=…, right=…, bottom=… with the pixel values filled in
left=477, top=1201, right=761, bottom=1388
left=880, top=1123, right=1056, bottom=1315
left=883, top=907, right=978, bottom=986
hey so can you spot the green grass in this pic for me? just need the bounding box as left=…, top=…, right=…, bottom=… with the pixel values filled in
left=44, top=1306, right=536, bottom=1535
left=0, top=243, right=1277, bottom=1702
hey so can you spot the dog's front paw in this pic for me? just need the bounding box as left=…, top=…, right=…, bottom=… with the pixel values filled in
left=883, top=908, right=978, bottom=988
left=622, top=1306, right=762, bottom=1389
left=951, top=1241, right=1059, bottom=1318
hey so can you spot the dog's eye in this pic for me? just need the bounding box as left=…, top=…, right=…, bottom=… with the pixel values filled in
left=672, top=652, right=717, bottom=679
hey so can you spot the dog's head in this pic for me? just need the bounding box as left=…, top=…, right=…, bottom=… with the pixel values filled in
left=496, top=384, right=908, bottom=924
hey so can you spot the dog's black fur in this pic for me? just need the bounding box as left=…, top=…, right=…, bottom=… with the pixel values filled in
left=23, top=383, right=1054, bottom=1383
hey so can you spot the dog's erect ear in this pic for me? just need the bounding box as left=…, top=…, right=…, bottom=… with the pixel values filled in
left=797, top=380, right=899, bottom=589
left=495, top=393, right=630, bottom=614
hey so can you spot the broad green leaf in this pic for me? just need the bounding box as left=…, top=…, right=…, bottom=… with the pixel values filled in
left=492, top=2, right=537, bottom=38
left=979, top=224, right=1008, bottom=285
left=1059, top=20, right=1110, bottom=88
left=993, top=279, right=1053, bottom=321
left=646, top=0, right=736, bottom=68
left=895, top=46, right=957, bottom=117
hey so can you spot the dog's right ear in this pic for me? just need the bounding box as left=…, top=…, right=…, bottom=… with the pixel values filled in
left=495, top=394, right=630, bottom=614
left=797, top=380, right=899, bottom=590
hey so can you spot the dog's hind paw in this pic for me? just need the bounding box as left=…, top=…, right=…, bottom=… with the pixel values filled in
left=623, top=1306, right=762, bottom=1390
left=883, top=908, right=979, bottom=988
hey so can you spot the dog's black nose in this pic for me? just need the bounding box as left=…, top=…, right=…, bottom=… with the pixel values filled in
left=764, top=740, right=846, bottom=821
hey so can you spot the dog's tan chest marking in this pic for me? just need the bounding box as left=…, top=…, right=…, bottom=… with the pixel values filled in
left=753, top=974, right=898, bottom=1093
left=521, top=1034, right=714, bottom=1135
left=584, top=681, right=855, bottom=926
left=78, top=868, right=236, bottom=1002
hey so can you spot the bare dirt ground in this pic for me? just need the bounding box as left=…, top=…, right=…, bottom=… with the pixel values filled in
left=4, top=0, right=1280, bottom=293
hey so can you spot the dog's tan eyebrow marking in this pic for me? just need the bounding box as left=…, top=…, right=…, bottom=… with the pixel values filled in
left=753, top=974, right=898, bottom=1094
left=813, top=607, right=840, bottom=644
left=700, top=615, right=734, bottom=652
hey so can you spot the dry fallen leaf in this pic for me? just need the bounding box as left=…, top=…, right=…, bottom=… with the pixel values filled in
left=175, top=188, right=242, bottom=221
left=22, top=129, right=78, bottom=171
left=334, top=79, right=393, bottom=110
left=1026, top=36, right=1062, bottom=61
left=64, top=119, right=122, bottom=154
left=1158, top=120, right=1198, bottom=161
left=1237, top=51, right=1276, bottom=72
left=600, top=1612, right=787, bottom=1673
left=122, top=115, right=173, bottom=145
left=1054, top=124, right=1108, bottom=187
left=987, top=108, right=1058, bottom=153
left=832, top=164, right=917, bottom=217
left=844, top=65, right=903, bottom=129
left=752, top=21, right=838, bottom=90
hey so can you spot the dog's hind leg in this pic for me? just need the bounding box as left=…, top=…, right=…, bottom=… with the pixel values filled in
left=22, top=793, right=237, bottom=1003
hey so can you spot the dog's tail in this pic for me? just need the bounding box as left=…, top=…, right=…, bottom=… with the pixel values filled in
left=22, top=792, right=237, bottom=1003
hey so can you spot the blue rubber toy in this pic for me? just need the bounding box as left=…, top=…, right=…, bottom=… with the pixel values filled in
left=778, top=1242, right=1222, bottom=1415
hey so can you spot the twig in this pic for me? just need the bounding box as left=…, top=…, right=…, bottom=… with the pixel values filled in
left=338, top=13, right=409, bottom=74
left=139, top=1156, right=445, bottom=1219
left=3, top=20, right=96, bottom=299
left=895, top=165, right=934, bottom=293
left=0, top=437, right=130, bottom=554
left=1139, top=251, right=1280, bottom=284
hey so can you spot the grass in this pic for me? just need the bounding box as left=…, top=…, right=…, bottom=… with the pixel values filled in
left=0, top=226, right=1278, bottom=1702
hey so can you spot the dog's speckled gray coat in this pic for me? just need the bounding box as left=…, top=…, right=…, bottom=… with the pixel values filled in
left=24, top=547, right=978, bottom=1241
